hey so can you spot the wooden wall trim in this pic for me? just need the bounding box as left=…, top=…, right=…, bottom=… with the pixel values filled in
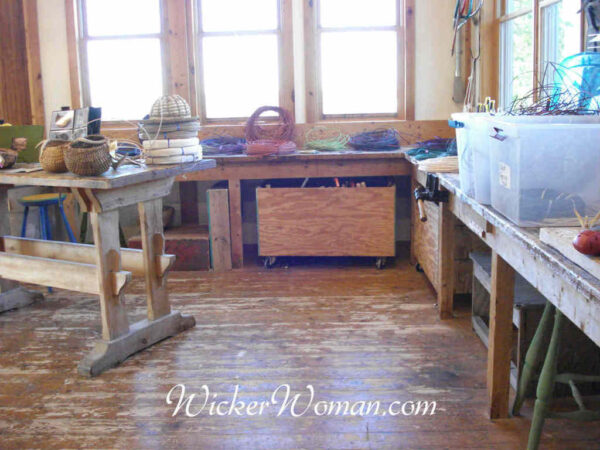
left=65, top=0, right=81, bottom=109
left=480, top=0, right=499, bottom=101
left=404, top=0, right=415, bottom=120
left=22, top=0, right=44, bottom=125
left=164, top=0, right=191, bottom=102
left=279, top=0, right=295, bottom=121
left=303, top=0, right=318, bottom=123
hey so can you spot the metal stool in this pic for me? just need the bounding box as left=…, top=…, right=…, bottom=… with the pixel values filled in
left=513, top=302, right=600, bottom=449
left=19, top=193, right=77, bottom=243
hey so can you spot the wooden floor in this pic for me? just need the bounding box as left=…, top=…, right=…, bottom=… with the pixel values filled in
left=1, top=256, right=599, bottom=449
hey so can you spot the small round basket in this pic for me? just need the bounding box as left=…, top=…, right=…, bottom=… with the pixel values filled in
left=39, top=140, right=69, bottom=173
left=65, top=135, right=112, bottom=176
left=0, top=149, right=17, bottom=169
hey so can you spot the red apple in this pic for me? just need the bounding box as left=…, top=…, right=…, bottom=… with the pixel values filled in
left=573, top=229, right=600, bottom=256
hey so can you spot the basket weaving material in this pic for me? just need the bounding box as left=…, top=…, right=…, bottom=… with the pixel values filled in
left=65, top=135, right=112, bottom=176
left=39, top=140, right=69, bottom=173
left=143, top=138, right=199, bottom=150
left=141, top=120, right=201, bottom=133
left=245, top=106, right=294, bottom=142
left=145, top=154, right=199, bottom=165
left=144, top=145, right=202, bottom=158
left=246, top=139, right=296, bottom=156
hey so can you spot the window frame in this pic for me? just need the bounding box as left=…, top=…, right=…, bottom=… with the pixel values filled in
left=499, top=0, right=585, bottom=108
left=303, top=0, right=415, bottom=122
left=191, top=0, right=295, bottom=125
left=75, top=0, right=169, bottom=122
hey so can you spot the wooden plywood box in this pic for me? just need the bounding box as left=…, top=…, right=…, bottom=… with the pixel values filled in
left=256, top=187, right=396, bottom=257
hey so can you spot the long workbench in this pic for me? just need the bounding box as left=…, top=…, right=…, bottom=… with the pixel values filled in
left=0, top=160, right=216, bottom=376
left=411, top=163, right=600, bottom=420
left=176, top=150, right=412, bottom=267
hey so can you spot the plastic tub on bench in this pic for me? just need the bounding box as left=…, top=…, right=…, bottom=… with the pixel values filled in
left=487, top=115, right=600, bottom=227
left=449, top=113, right=495, bottom=204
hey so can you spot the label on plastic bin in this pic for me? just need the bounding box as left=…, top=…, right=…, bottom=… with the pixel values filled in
left=499, top=162, right=511, bottom=189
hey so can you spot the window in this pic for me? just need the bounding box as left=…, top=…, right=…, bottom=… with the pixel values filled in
left=78, top=0, right=166, bottom=121
left=541, top=0, right=582, bottom=83
left=500, top=0, right=583, bottom=109
left=305, top=0, right=413, bottom=121
left=194, top=0, right=294, bottom=122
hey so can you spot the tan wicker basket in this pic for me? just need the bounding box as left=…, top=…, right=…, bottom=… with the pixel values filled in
left=0, top=149, right=17, bottom=169
left=65, top=135, right=112, bottom=176
left=149, top=95, right=191, bottom=119
left=39, top=140, right=69, bottom=173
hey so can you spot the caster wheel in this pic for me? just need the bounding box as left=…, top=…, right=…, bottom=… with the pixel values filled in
left=264, top=256, right=277, bottom=269
left=415, top=263, right=424, bottom=273
left=376, top=257, right=386, bottom=270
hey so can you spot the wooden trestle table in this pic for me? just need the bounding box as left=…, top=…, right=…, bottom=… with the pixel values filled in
left=0, top=160, right=215, bottom=376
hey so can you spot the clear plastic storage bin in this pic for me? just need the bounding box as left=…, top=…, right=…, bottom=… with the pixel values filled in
left=487, top=115, right=600, bottom=227
left=449, top=113, right=494, bottom=204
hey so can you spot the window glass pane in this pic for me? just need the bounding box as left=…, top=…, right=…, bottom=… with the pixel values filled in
left=501, top=13, right=534, bottom=108
left=506, top=0, right=530, bottom=14
left=319, top=0, right=396, bottom=28
left=541, top=0, right=581, bottom=73
left=203, top=35, right=279, bottom=118
left=87, top=39, right=163, bottom=120
left=321, top=31, right=397, bottom=115
left=85, top=0, right=161, bottom=36
left=201, top=0, right=278, bottom=32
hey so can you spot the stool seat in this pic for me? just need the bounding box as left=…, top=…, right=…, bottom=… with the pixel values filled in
left=19, top=193, right=67, bottom=207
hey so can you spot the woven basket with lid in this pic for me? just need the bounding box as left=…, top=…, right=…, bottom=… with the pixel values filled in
left=39, top=140, right=69, bottom=173
left=65, top=135, right=112, bottom=176
left=149, top=95, right=191, bottom=120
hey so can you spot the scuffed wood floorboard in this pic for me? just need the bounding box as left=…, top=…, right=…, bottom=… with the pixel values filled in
left=0, top=259, right=598, bottom=449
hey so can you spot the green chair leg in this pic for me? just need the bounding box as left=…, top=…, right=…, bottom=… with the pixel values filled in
left=527, top=308, right=564, bottom=450
left=513, top=301, right=555, bottom=416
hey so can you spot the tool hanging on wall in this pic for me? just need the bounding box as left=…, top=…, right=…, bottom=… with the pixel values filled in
left=452, top=0, right=484, bottom=105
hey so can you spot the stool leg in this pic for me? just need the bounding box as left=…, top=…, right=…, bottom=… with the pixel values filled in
left=58, top=199, right=77, bottom=243
left=21, top=206, right=29, bottom=237
left=527, top=307, right=564, bottom=450
left=513, top=301, right=554, bottom=415
left=44, top=206, right=52, bottom=240
left=39, top=207, right=48, bottom=240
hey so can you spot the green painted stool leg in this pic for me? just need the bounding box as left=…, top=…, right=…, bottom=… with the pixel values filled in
left=527, top=308, right=564, bottom=450
left=513, top=301, right=555, bottom=415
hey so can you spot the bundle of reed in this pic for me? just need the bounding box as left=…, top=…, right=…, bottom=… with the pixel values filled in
left=418, top=156, right=459, bottom=173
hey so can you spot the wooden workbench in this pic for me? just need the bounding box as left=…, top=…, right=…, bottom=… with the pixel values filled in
left=0, top=160, right=216, bottom=376
left=177, top=150, right=412, bottom=267
left=412, top=164, right=600, bottom=419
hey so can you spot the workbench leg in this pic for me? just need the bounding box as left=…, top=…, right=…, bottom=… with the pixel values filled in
left=228, top=178, right=244, bottom=268
left=139, top=198, right=171, bottom=320
left=487, top=251, right=516, bottom=419
left=437, top=202, right=455, bottom=319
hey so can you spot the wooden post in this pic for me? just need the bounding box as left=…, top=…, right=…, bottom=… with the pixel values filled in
left=438, top=202, right=455, bottom=319
left=228, top=178, right=243, bottom=268
left=207, top=189, right=232, bottom=271
left=138, top=198, right=171, bottom=321
left=487, top=250, right=516, bottom=419
left=89, top=210, right=130, bottom=341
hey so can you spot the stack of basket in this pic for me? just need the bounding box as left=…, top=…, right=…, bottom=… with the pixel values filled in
left=139, top=95, right=202, bottom=165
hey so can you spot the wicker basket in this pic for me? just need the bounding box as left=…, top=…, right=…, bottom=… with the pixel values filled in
left=39, top=140, right=69, bottom=173
left=0, top=149, right=17, bottom=169
left=65, top=135, right=112, bottom=176
left=149, top=95, right=191, bottom=120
